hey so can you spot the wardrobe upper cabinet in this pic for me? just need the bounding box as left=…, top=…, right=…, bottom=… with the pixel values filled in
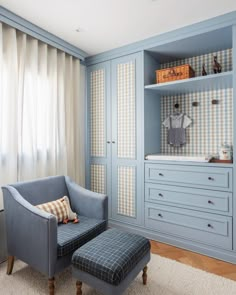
left=111, top=53, right=143, bottom=225
left=87, top=52, right=143, bottom=225
left=87, top=61, right=112, bottom=215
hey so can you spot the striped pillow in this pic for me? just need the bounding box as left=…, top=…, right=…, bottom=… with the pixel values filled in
left=36, top=196, right=79, bottom=223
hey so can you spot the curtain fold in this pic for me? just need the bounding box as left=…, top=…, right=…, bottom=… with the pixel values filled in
left=0, top=22, right=85, bottom=209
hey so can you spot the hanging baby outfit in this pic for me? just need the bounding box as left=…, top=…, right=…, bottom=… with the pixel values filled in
left=163, top=113, right=192, bottom=147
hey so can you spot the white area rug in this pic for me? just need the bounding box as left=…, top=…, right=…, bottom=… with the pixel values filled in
left=0, top=254, right=236, bottom=295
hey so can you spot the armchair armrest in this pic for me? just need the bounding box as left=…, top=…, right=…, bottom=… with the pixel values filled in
left=2, top=186, right=57, bottom=277
left=65, top=177, right=108, bottom=221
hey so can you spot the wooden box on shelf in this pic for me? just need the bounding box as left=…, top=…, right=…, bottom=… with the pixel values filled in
left=156, top=64, right=195, bottom=84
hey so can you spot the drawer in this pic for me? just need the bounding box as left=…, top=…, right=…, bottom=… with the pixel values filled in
left=145, top=203, right=232, bottom=250
left=145, top=183, right=232, bottom=215
left=145, top=164, right=232, bottom=191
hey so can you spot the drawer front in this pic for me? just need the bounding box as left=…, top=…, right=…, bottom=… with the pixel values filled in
left=145, top=203, right=232, bottom=250
left=145, top=183, right=232, bottom=215
left=145, top=164, right=232, bottom=191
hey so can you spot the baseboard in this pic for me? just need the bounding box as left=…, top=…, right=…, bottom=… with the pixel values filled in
left=109, top=219, right=236, bottom=265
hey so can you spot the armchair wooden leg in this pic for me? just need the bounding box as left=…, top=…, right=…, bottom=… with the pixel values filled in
left=142, top=266, right=148, bottom=285
left=48, top=277, right=55, bottom=295
left=76, top=280, right=82, bottom=295
left=6, top=256, right=15, bottom=275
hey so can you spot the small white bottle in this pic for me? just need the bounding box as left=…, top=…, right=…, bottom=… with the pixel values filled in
left=219, top=142, right=232, bottom=160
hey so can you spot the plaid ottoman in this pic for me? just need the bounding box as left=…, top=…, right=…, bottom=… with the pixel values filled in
left=72, top=228, right=151, bottom=295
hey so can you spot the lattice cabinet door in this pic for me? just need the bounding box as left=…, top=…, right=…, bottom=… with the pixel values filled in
left=111, top=53, right=143, bottom=225
left=87, top=62, right=112, bottom=216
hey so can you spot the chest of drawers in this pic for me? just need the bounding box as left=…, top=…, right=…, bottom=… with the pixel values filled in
left=144, top=163, right=233, bottom=251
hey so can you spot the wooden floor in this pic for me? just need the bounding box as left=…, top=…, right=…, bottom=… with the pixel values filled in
left=151, top=240, right=236, bottom=281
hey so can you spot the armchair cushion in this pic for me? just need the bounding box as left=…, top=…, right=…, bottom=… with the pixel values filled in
left=57, top=215, right=106, bottom=257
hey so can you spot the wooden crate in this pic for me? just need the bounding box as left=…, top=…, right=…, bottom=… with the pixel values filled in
left=156, top=64, right=195, bottom=83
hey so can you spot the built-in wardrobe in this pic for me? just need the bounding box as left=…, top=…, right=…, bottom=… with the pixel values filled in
left=86, top=12, right=236, bottom=264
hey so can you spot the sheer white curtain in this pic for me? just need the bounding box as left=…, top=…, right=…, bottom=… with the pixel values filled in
left=0, top=23, right=85, bottom=209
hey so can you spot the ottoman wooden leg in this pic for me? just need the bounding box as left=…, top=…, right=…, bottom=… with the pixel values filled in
left=7, top=256, right=15, bottom=275
left=76, top=280, right=82, bottom=295
left=142, top=266, right=148, bottom=285
left=48, top=277, right=55, bottom=295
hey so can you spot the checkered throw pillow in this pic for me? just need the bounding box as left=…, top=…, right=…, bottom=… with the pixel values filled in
left=36, top=196, right=79, bottom=224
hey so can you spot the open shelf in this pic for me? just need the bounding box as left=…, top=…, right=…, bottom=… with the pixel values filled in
left=147, top=26, right=232, bottom=63
left=144, top=71, right=233, bottom=95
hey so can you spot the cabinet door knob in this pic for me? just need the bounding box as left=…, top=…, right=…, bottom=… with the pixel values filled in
left=208, top=177, right=214, bottom=181
left=107, top=141, right=111, bottom=144
left=208, top=200, right=213, bottom=204
left=112, top=141, right=115, bottom=144
left=158, top=213, right=163, bottom=218
left=207, top=224, right=212, bottom=228
left=158, top=193, right=163, bottom=197
left=159, top=173, right=164, bottom=177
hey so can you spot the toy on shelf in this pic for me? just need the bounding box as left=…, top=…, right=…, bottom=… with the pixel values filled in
left=213, top=56, right=222, bottom=73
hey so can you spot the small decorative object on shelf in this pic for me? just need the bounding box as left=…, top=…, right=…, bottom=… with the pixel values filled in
left=156, top=64, right=195, bottom=84
left=202, top=64, right=207, bottom=76
left=213, top=56, right=222, bottom=74
left=219, top=142, right=232, bottom=161
left=192, top=101, right=199, bottom=107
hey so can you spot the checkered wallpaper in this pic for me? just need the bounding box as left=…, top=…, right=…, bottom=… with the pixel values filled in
left=160, top=49, right=233, bottom=155
left=117, top=61, right=136, bottom=159
left=160, top=48, right=232, bottom=76
left=90, top=164, right=106, bottom=194
left=118, top=166, right=136, bottom=218
left=161, top=88, right=233, bottom=155
left=90, top=69, right=105, bottom=158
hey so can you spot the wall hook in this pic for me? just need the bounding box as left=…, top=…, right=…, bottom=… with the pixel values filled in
left=212, top=99, right=219, bottom=105
left=174, top=103, right=179, bottom=109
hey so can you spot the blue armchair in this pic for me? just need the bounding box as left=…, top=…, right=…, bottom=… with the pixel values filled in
left=2, top=176, right=108, bottom=294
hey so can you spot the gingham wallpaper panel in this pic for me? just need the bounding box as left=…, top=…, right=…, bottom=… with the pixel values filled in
left=160, top=48, right=232, bottom=77
left=117, top=61, right=136, bottom=159
left=90, top=69, right=106, bottom=158
left=90, top=164, right=106, bottom=194
left=161, top=88, right=233, bottom=155
left=117, top=166, right=136, bottom=218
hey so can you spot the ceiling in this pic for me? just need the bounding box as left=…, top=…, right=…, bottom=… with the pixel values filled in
left=1, top=0, right=236, bottom=56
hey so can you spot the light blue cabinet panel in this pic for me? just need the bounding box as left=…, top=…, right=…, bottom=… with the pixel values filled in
left=145, top=163, right=233, bottom=191
left=87, top=62, right=112, bottom=216
left=145, top=183, right=232, bottom=216
left=87, top=53, right=143, bottom=225
left=145, top=202, right=233, bottom=250
left=111, top=53, right=143, bottom=225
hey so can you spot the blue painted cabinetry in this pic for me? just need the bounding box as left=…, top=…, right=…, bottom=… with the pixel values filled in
left=87, top=53, right=143, bottom=225
left=86, top=13, right=236, bottom=263
left=144, top=163, right=233, bottom=251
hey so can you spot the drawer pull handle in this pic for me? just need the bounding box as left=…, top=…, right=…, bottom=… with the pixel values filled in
left=208, top=177, right=214, bottom=181
left=208, top=200, right=213, bottom=204
left=158, top=193, right=163, bottom=197
left=159, top=173, right=164, bottom=176
left=158, top=213, right=163, bottom=218
left=208, top=224, right=213, bottom=228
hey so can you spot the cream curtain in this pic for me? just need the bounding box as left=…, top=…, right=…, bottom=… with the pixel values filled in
left=0, top=23, right=85, bottom=209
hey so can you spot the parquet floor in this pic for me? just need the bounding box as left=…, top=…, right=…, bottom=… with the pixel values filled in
left=151, top=240, right=236, bottom=281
